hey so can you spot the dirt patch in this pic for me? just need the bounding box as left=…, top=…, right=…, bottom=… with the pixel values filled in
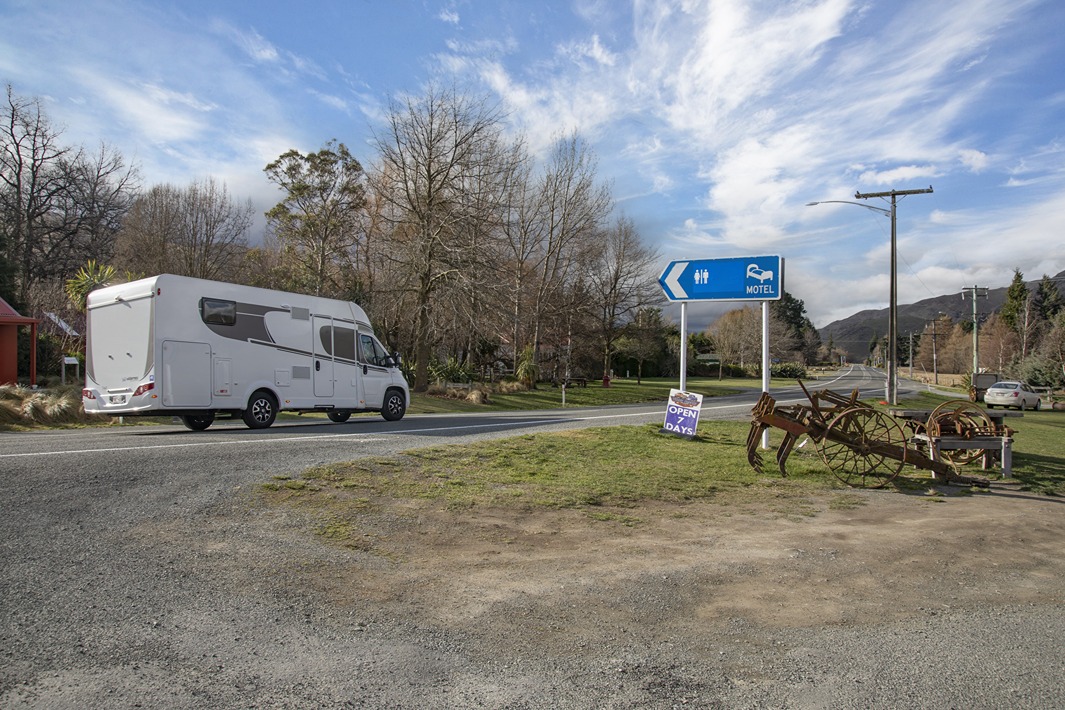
left=267, top=485, right=1064, bottom=658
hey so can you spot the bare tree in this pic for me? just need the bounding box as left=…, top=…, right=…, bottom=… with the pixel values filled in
left=114, top=178, right=251, bottom=281
left=370, top=84, right=509, bottom=391
left=528, top=133, right=612, bottom=369
left=1, top=85, right=136, bottom=307
left=497, top=140, right=540, bottom=360
left=585, top=215, right=661, bottom=377
left=175, top=177, right=252, bottom=280
left=978, top=313, right=1021, bottom=373
left=113, top=184, right=183, bottom=276
left=713, top=307, right=761, bottom=370
left=711, top=306, right=793, bottom=372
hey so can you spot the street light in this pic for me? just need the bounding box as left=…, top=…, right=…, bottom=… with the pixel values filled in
left=806, top=186, right=933, bottom=406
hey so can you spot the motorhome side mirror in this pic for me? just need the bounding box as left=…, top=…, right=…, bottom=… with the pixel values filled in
left=391, top=352, right=402, bottom=366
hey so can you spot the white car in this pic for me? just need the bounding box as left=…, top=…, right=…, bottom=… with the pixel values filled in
left=983, top=381, right=1042, bottom=410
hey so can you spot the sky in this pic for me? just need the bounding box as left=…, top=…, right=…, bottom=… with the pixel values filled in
left=3, top=0, right=1064, bottom=329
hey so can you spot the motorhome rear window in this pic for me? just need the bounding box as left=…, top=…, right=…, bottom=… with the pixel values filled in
left=200, top=298, right=236, bottom=325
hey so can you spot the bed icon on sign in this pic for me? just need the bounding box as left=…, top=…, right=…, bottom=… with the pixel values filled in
left=746, top=263, right=773, bottom=283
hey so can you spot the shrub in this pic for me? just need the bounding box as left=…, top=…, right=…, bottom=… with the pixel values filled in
left=514, top=346, right=539, bottom=389
left=1015, top=355, right=1064, bottom=389
left=771, top=362, right=807, bottom=379
left=428, top=356, right=473, bottom=384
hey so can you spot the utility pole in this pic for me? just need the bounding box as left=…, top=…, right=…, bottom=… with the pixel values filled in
left=931, top=316, right=940, bottom=385
left=962, top=285, right=988, bottom=377
left=908, top=331, right=914, bottom=380
left=855, top=186, right=933, bottom=405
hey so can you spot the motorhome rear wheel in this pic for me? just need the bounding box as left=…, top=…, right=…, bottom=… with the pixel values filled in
left=181, top=414, right=214, bottom=431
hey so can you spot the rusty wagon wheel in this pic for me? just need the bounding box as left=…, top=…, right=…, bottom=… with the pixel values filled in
left=926, top=400, right=994, bottom=466
left=817, top=406, right=906, bottom=488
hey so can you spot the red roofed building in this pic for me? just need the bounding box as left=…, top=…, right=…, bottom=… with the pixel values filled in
left=0, top=297, right=38, bottom=386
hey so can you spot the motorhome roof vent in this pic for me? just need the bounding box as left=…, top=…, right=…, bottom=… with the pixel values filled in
left=290, top=307, right=310, bottom=321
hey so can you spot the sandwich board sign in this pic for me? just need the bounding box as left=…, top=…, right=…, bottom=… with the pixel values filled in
left=662, top=389, right=703, bottom=439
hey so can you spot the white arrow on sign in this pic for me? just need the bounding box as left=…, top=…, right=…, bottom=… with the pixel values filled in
left=664, top=261, right=687, bottom=299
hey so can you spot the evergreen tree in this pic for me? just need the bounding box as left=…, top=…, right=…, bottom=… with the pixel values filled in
left=1035, top=274, right=1064, bottom=321
left=1000, top=268, right=1029, bottom=333
left=770, top=290, right=821, bottom=363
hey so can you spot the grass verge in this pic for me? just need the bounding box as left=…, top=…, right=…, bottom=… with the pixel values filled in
left=261, top=392, right=1064, bottom=551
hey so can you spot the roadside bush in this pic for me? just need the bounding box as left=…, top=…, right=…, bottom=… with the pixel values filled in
left=428, top=356, right=473, bottom=384
left=771, top=362, right=807, bottom=379
left=515, top=346, right=539, bottom=389
left=718, top=364, right=748, bottom=378
left=1015, top=355, right=1064, bottom=389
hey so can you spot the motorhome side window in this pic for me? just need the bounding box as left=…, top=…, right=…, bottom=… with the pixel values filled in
left=333, top=327, right=356, bottom=361
left=200, top=298, right=236, bottom=326
left=358, top=333, right=388, bottom=367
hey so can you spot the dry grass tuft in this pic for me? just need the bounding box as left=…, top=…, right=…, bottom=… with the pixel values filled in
left=0, top=384, right=28, bottom=402
left=0, top=385, right=98, bottom=428
left=495, top=380, right=528, bottom=394
left=0, top=399, right=21, bottom=424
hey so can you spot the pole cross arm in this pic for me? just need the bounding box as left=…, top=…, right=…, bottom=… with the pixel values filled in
left=855, top=186, right=934, bottom=199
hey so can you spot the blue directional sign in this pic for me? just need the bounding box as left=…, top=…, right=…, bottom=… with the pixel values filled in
left=659, top=255, right=783, bottom=302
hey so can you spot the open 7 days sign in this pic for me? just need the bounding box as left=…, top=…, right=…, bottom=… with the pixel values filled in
left=661, top=389, right=703, bottom=439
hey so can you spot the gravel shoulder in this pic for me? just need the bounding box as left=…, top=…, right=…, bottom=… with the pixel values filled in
left=4, top=446, right=1064, bottom=710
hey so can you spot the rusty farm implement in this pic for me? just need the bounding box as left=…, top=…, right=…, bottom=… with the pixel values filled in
left=746, top=382, right=997, bottom=488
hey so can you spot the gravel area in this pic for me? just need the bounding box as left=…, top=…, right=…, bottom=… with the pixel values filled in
left=2, top=416, right=1064, bottom=708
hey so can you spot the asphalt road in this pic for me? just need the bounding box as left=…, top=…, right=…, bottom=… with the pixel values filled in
left=0, top=364, right=889, bottom=471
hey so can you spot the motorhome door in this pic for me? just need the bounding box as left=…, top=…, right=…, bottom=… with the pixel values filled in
left=312, top=315, right=335, bottom=396
left=357, top=333, right=392, bottom=407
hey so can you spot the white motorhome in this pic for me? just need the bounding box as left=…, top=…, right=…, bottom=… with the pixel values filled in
left=82, top=274, right=409, bottom=430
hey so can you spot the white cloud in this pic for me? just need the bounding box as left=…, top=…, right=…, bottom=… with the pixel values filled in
left=858, top=165, right=940, bottom=185
left=228, top=25, right=280, bottom=62
left=308, top=89, right=349, bottom=113
left=958, top=149, right=989, bottom=172
left=75, top=71, right=211, bottom=143
left=439, top=9, right=460, bottom=25
left=561, top=34, right=617, bottom=67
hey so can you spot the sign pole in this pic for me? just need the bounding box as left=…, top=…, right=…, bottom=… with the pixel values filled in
left=679, top=301, right=688, bottom=392
left=761, top=301, right=770, bottom=449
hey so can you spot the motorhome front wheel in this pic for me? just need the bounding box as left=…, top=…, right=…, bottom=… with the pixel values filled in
left=242, top=390, right=278, bottom=429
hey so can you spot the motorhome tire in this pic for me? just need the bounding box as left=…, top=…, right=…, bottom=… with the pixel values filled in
left=382, top=390, right=406, bottom=421
left=327, top=411, right=351, bottom=423
left=181, top=414, right=214, bottom=431
left=242, top=390, right=278, bottom=429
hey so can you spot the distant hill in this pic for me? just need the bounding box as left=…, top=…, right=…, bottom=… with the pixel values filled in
left=819, top=270, right=1065, bottom=362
